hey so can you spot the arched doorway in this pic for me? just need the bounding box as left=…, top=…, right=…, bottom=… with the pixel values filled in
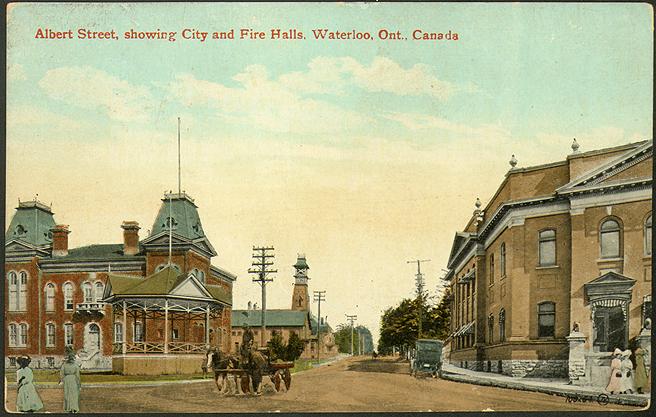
left=86, top=323, right=101, bottom=352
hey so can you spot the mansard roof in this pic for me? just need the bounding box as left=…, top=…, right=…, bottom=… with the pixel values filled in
left=5, top=200, right=56, bottom=247
left=150, top=192, right=207, bottom=241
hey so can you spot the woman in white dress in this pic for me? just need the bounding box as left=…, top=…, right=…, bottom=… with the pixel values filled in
left=619, top=349, right=635, bottom=394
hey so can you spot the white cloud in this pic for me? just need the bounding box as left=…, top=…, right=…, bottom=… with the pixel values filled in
left=279, top=56, right=456, bottom=99
left=7, top=63, right=26, bottom=81
left=38, top=66, right=155, bottom=122
left=384, top=111, right=510, bottom=138
left=168, top=65, right=371, bottom=134
left=6, top=104, right=83, bottom=131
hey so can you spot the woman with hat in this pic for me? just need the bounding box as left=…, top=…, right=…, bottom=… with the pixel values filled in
left=620, top=349, right=635, bottom=394
left=16, top=355, right=44, bottom=412
left=633, top=346, right=649, bottom=394
left=606, top=348, right=623, bottom=394
left=59, top=346, right=81, bottom=413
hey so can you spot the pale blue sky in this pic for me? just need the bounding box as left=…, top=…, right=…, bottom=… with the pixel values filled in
left=6, top=3, right=653, bottom=341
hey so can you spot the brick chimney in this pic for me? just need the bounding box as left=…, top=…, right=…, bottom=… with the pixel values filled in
left=51, top=225, right=70, bottom=257
left=121, top=221, right=140, bottom=256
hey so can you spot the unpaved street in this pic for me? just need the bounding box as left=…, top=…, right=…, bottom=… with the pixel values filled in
left=6, top=356, right=637, bottom=412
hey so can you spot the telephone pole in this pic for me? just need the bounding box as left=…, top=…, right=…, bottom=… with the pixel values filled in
left=345, top=314, right=357, bottom=355
left=248, top=246, right=277, bottom=347
left=407, top=259, right=430, bottom=339
left=313, top=290, right=326, bottom=361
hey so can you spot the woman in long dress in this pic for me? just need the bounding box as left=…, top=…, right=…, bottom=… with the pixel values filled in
left=16, top=356, right=44, bottom=412
left=619, top=349, right=635, bottom=394
left=633, top=347, right=648, bottom=394
left=606, top=348, right=623, bottom=394
left=60, top=350, right=81, bottom=413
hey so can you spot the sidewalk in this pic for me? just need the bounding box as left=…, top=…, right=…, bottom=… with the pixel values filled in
left=440, top=363, right=650, bottom=407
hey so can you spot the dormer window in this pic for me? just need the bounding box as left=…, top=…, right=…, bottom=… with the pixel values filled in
left=163, top=217, right=178, bottom=230
left=14, top=225, right=27, bottom=236
left=44, top=231, right=53, bottom=241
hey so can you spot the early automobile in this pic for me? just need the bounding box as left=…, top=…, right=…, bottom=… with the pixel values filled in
left=410, top=339, right=443, bottom=378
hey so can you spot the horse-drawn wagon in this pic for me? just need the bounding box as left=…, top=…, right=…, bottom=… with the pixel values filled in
left=205, top=347, right=294, bottom=395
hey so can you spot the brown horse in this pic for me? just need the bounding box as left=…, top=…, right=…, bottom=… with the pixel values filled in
left=206, top=349, right=239, bottom=393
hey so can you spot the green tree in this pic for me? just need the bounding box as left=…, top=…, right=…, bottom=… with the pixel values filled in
left=285, top=331, right=305, bottom=361
left=266, top=331, right=286, bottom=361
left=333, top=323, right=372, bottom=354
left=266, top=331, right=305, bottom=361
left=378, top=290, right=451, bottom=355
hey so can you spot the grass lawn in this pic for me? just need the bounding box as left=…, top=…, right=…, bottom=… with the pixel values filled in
left=290, top=358, right=333, bottom=374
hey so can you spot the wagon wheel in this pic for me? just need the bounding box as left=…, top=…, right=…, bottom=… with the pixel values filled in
left=273, top=370, right=282, bottom=392
left=282, top=368, right=292, bottom=391
left=240, top=374, right=251, bottom=394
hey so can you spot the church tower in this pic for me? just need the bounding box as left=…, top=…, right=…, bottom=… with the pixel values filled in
left=291, top=253, right=310, bottom=311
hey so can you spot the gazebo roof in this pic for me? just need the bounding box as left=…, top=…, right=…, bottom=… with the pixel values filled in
left=105, top=265, right=231, bottom=305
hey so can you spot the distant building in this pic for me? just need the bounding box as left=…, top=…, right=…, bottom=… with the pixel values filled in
left=444, top=140, right=652, bottom=384
left=231, top=254, right=338, bottom=358
left=5, top=192, right=235, bottom=372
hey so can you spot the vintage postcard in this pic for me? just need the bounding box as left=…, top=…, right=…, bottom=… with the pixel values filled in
left=3, top=2, right=653, bottom=414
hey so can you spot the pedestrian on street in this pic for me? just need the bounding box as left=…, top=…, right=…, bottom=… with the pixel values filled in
left=60, top=347, right=81, bottom=413
left=606, top=348, right=623, bottom=394
left=16, top=355, right=44, bottom=413
left=633, top=346, right=648, bottom=394
left=620, top=349, right=635, bottom=394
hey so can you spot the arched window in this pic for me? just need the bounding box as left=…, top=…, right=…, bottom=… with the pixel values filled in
left=499, top=309, right=506, bottom=342
left=645, top=214, right=652, bottom=256
left=538, top=302, right=555, bottom=338
left=114, top=323, right=123, bottom=343
left=17, top=272, right=28, bottom=311
left=63, top=283, right=74, bottom=310
left=46, top=323, right=56, bottom=347
left=8, top=324, right=18, bottom=347
left=198, top=270, right=206, bottom=284
left=489, top=255, right=495, bottom=284
left=500, top=243, right=506, bottom=277
left=95, top=282, right=104, bottom=303
left=600, top=219, right=621, bottom=258
left=64, top=323, right=73, bottom=345
left=538, top=230, right=556, bottom=266
left=19, top=324, right=28, bottom=347
left=8, top=272, right=18, bottom=311
left=82, top=282, right=93, bottom=303
left=45, top=283, right=56, bottom=311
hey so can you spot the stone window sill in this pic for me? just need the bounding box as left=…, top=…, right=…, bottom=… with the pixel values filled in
left=597, top=257, right=623, bottom=263
left=535, top=265, right=559, bottom=270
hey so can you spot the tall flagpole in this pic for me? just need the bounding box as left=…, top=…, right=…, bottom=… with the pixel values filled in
left=178, top=117, right=181, bottom=195
left=168, top=191, right=173, bottom=266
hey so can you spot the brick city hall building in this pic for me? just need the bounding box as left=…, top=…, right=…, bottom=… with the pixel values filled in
left=4, top=192, right=235, bottom=374
left=444, top=140, right=652, bottom=386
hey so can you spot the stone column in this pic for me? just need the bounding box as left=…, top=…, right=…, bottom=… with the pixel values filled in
left=636, top=326, right=651, bottom=375
left=566, top=329, right=587, bottom=384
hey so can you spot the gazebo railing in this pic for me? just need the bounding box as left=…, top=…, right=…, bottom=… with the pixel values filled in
left=113, top=341, right=207, bottom=354
left=168, top=342, right=207, bottom=353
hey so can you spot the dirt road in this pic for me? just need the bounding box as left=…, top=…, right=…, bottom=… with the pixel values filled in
left=5, top=356, right=638, bottom=412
